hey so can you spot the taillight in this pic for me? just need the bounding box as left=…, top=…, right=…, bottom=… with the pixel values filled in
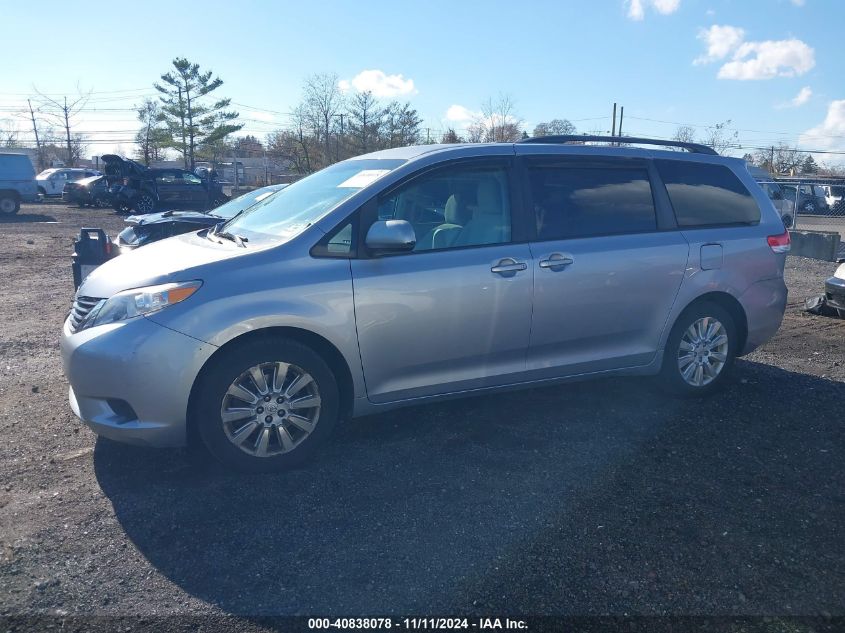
left=767, top=230, right=791, bottom=253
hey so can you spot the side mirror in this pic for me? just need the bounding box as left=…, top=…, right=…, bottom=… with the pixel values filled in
left=365, top=220, right=416, bottom=255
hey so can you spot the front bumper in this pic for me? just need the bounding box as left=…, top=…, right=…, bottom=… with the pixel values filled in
left=825, top=276, right=845, bottom=311
left=738, top=277, right=788, bottom=355
left=61, top=315, right=217, bottom=447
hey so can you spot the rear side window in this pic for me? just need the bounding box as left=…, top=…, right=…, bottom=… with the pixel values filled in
left=656, top=161, right=760, bottom=227
left=528, top=164, right=657, bottom=240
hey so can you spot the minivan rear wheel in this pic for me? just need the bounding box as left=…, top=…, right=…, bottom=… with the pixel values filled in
left=194, top=338, right=339, bottom=472
left=659, top=302, right=737, bottom=396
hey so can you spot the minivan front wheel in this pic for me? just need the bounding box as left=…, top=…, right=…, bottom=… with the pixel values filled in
left=660, top=302, right=737, bottom=396
left=194, top=338, right=339, bottom=472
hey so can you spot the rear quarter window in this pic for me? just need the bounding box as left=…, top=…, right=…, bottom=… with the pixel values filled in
left=655, top=160, right=760, bottom=227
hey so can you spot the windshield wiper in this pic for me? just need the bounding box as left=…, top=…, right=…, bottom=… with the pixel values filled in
left=215, top=230, right=248, bottom=247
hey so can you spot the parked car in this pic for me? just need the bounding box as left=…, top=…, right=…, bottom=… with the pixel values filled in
left=758, top=181, right=795, bottom=227
left=117, top=184, right=288, bottom=251
left=825, top=263, right=845, bottom=317
left=62, top=136, right=789, bottom=472
left=62, top=175, right=110, bottom=208
left=781, top=183, right=830, bottom=214
left=0, top=153, right=38, bottom=214
left=36, top=167, right=101, bottom=198
left=823, top=185, right=844, bottom=215
left=101, top=155, right=228, bottom=214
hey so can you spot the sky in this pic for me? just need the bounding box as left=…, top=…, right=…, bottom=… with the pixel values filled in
left=2, top=0, right=844, bottom=164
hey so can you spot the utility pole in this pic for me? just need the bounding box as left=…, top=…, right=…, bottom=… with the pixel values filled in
left=27, top=99, right=43, bottom=171
left=62, top=97, right=74, bottom=167
left=770, top=146, right=775, bottom=173
left=611, top=103, right=617, bottom=138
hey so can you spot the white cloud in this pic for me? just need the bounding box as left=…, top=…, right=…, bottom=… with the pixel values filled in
left=790, top=0, right=805, bottom=6
left=337, top=70, right=416, bottom=98
left=626, top=0, right=680, bottom=20
left=718, top=38, right=815, bottom=79
left=694, top=25, right=815, bottom=80
left=776, top=86, right=812, bottom=108
left=694, top=24, right=745, bottom=64
left=445, top=104, right=481, bottom=124
left=800, top=100, right=845, bottom=151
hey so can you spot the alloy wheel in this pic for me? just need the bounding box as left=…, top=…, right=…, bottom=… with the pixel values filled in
left=135, top=195, right=155, bottom=213
left=220, top=361, right=321, bottom=457
left=677, top=317, right=729, bottom=387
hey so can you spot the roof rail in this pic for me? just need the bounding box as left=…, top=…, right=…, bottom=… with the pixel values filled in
left=517, top=134, right=719, bottom=156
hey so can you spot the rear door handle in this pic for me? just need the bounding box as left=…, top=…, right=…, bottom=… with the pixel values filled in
left=491, top=258, right=528, bottom=275
left=539, top=252, right=575, bottom=268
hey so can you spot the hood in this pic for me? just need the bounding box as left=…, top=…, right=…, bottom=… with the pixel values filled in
left=126, top=210, right=220, bottom=227
left=100, top=154, right=146, bottom=177
left=78, top=231, right=250, bottom=299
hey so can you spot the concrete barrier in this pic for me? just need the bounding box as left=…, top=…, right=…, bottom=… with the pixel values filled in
left=788, top=230, right=842, bottom=262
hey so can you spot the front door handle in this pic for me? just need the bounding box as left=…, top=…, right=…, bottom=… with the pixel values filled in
left=491, top=258, right=528, bottom=275
left=539, top=252, right=575, bottom=269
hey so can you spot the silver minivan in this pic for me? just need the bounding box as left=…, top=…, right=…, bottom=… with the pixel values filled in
left=61, top=137, right=790, bottom=471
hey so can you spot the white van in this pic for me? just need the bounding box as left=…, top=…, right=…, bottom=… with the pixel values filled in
left=36, top=167, right=101, bottom=197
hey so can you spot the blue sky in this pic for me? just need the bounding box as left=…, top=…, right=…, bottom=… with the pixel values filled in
left=2, top=0, right=844, bottom=163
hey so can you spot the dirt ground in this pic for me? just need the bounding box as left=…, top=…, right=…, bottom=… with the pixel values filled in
left=1, top=201, right=844, bottom=624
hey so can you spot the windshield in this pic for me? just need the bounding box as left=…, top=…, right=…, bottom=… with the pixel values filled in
left=224, top=159, right=405, bottom=242
left=211, top=185, right=287, bottom=219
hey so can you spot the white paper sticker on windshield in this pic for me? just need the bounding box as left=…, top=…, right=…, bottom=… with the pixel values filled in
left=337, top=169, right=391, bottom=189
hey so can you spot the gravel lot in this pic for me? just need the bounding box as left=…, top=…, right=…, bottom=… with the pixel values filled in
left=1, top=202, right=844, bottom=621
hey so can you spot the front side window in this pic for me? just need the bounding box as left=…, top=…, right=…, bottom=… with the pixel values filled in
left=375, top=163, right=512, bottom=252
left=225, top=158, right=404, bottom=243
left=183, top=173, right=203, bottom=185
left=655, top=160, right=760, bottom=227
left=155, top=172, right=178, bottom=185
left=528, top=164, right=657, bottom=240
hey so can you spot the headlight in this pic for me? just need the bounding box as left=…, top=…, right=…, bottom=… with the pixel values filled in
left=79, top=281, right=202, bottom=330
left=836, top=263, right=845, bottom=280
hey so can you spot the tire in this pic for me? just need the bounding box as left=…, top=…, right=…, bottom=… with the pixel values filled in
left=193, top=337, right=340, bottom=472
left=0, top=193, right=19, bottom=214
left=113, top=200, right=132, bottom=214
left=133, top=193, right=156, bottom=214
left=659, top=301, right=737, bottom=397
left=802, top=201, right=816, bottom=214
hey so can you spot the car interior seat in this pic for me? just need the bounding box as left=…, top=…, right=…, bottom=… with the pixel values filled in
left=453, top=178, right=510, bottom=247
left=416, top=194, right=471, bottom=250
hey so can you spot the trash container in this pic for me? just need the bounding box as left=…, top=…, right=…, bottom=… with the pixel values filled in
left=71, top=228, right=116, bottom=290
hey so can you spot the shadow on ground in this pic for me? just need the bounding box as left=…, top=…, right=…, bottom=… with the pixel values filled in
left=95, top=360, right=845, bottom=616
left=0, top=213, right=58, bottom=223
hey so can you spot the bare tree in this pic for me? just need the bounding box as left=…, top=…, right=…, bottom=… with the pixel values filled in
left=533, top=119, right=577, bottom=137
left=267, top=105, right=317, bottom=175
left=672, top=125, right=697, bottom=147
left=303, top=73, right=344, bottom=167
left=34, top=87, right=91, bottom=166
left=753, top=143, right=806, bottom=175
left=0, top=119, right=19, bottom=148
left=441, top=128, right=464, bottom=143
left=699, top=120, right=738, bottom=155
left=476, top=95, right=523, bottom=142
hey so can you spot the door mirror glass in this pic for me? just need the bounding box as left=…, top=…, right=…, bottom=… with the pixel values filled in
left=365, top=220, right=416, bottom=254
